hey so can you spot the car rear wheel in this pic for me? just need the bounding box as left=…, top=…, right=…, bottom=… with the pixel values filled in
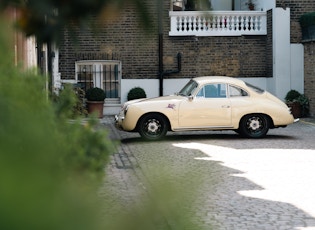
left=238, top=114, right=269, bottom=138
left=138, top=114, right=168, bottom=141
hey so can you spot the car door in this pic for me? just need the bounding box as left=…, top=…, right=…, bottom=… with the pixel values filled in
left=178, top=83, right=232, bottom=128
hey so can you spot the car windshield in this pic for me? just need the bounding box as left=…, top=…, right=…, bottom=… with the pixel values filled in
left=245, top=82, right=265, bottom=94
left=178, top=80, right=198, bottom=96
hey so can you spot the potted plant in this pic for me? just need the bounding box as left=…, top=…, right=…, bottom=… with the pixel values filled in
left=296, top=94, right=310, bottom=117
left=85, top=87, right=106, bottom=118
left=299, top=12, right=315, bottom=42
left=246, top=0, right=255, bottom=10
left=284, top=89, right=310, bottom=118
left=127, top=87, right=147, bottom=101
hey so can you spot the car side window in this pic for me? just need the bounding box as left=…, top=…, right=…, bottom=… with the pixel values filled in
left=196, top=87, right=205, bottom=97
left=197, top=84, right=227, bottom=98
left=229, top=85, right=248, bottom=97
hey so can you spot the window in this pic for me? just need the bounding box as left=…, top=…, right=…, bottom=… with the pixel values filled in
left=75, top=60, right=121, bottom=104
left=229, top=85, right=248, bottom=97
left=179, top=79, right=198, bottom=96
left=197, top=83, right=227, bottom=98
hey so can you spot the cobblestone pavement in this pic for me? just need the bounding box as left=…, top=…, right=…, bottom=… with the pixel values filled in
left=101, top=117, right=315, bottom=230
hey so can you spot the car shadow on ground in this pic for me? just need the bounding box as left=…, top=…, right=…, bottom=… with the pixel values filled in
left=121, top=132, right=297, bottom=144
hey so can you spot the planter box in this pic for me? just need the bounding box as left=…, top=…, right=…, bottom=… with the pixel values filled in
left=87, top=101, right=104, bottom=118
left=287, top=102, right=301, bottom=119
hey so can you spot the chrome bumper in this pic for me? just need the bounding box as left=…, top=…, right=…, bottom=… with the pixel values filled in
left=114, top=114, right=125, bottom=130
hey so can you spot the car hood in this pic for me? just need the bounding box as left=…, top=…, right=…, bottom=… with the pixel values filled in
left=126, top=95, right=183, bottom=105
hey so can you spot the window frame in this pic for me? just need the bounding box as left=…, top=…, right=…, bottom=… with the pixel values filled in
left=75, top=60, right=121, bottom=104
left=228, top=84, right=249, bottom=97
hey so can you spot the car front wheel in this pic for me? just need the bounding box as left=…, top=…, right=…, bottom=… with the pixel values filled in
left=238, top=114, right=270, bottom=138
left=138, top=114, right=168, bottom=141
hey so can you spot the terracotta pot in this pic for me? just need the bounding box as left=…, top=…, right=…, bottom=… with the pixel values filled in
left=86, top=101, right=104, bottom=118
left=287, top=102, right=301, bottom=119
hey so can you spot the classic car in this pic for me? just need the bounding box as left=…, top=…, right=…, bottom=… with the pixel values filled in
left=115, top=76, right=295, bottom=140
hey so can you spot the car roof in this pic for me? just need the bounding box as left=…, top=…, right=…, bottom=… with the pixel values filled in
left=193, top=76, right=246, bottom=87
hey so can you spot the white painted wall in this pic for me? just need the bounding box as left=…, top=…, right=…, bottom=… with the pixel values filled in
left=261, top=0, right=275, bottom=11
left=290, top=44, right=304, bottom=94
left=211, top=0, right=232, bottom=10
left=268, top=7, right=291, bottom=100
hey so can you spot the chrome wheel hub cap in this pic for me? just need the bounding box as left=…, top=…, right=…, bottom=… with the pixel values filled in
left=147, top=120, right=159, bottom=133
left=248, top=118, right=260, bottom=130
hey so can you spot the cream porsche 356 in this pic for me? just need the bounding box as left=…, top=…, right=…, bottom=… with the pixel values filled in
left=115, top=76, right=295, bottom=140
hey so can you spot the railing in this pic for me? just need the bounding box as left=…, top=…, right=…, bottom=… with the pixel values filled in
left=169, top=11, right=267, bottom=36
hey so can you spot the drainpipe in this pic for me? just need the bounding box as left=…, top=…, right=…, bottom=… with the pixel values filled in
left=159, top=36, right=164, bottom=96
left=158, top=0, right=164, bottom=96
left=157, top=0, right=182, bottom=96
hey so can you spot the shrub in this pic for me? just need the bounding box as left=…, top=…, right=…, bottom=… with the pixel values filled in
left=53, top=85, right=88, bottom=119
left=285, top=89, right=301, bottom=103
left=285, top=90, right=310, bottom=117
left=299, top=12, right=315, bottom=28
left=86, top=87, right=106, bottom=101
left=297, top=94, right=310, bottom=117
left=127, top=87, right=147, bottom=101
left=0, top=21, right=113, bottom=229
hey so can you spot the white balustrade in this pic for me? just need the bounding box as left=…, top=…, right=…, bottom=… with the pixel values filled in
left=169, top=11, right=267, bottom=36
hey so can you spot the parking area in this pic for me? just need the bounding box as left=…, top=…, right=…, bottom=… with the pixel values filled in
left=102, top=117, right=315, bottom=230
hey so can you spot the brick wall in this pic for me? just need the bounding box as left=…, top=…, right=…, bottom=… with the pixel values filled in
left=59, top=0, right=266, bottom=81
left=304, top=44, right=315, bottom=116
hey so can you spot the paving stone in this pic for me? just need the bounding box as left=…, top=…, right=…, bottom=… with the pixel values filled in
left=100, top=116, right=315, bottom=230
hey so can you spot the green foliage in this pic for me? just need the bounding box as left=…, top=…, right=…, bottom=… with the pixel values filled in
left=300, top=12, right=315, bottom=28
left=53, top=85, right=88, bottom=119
left=285, top=89, right=310, bottom=117
left=297, top=94, right=310, bottom=117
left=0, top=20, right=113, bottom=229
left=127, top=87, right=147, bottom=101
left=73, top=86, right=89, bottom=117
left=1, top=0, right=152, bottom=44
left=285, top=89, right=301, bottom=102
left=86, top=87, right=106, bottom=101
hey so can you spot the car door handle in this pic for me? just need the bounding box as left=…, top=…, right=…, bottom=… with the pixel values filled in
left=222, top=105, right=230, bottom=108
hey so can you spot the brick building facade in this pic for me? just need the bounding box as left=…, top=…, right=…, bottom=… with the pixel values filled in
left=59, top=1, right=267, bottom=80
left=58, top=0, right=314, bottom=116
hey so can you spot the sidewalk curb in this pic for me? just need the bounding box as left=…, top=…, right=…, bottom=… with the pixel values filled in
left=300, top=117, right=315, bottom=126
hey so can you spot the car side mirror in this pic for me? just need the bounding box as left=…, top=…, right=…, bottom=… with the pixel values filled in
left=188, top=95, right=194, bottom=101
